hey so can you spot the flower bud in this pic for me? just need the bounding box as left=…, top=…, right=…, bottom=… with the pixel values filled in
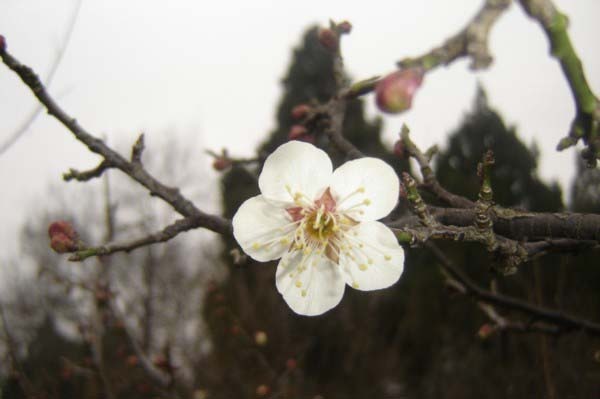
left=48, top=220, right=77, bottom=240
left=212, top=157, right=232, bottom=171
left=254, top=330, right=268, bottom=346
left=291, top=104, right=311, bottom=120
left=256, top=384, right=270, bottom=397
left=477, top=323, right=496, bottom=340
left=126, top=355, right=139, bottom=367
left=375, top=69, right=424, bottom=114
left=50, top=233, right=78, bottom=253
left=0, top=35, right=6, bottom=52
left=288, top=125, right=308, bottom=140
left=337, top=21, right=352, bottom=34
left=318, top=28, right=338, bottom=52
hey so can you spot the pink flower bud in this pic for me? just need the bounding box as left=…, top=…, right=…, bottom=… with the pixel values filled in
left=288, top=125, right=308, bottom=140
left=212, top=157, right=232, bottom=171
left=318, top=28, right=338, bottom=52
left=50, top=233, right=77, bottom=253
left=0, top=35, right=6, bottom=52
left=48, top=220, right=77, bottom=240
left=337, top=21, right=352, bottom=34
left=477, top=323, right=496, bottom=340
left=375, top=69, right=424, bottom=114
left=291, top=104, right=311, bottom=120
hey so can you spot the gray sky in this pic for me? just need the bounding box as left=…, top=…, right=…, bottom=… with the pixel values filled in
left=1, top=0, right=599, bottom=265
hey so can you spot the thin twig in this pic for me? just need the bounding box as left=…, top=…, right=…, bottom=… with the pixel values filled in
left=0, top=0, right=83, bottom=155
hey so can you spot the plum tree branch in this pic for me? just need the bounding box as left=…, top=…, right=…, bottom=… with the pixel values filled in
left=0, top=48, right=232, bottom=238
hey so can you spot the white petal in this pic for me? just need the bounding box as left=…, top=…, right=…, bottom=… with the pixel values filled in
left=330, top=157, right=399, bottom=221
left=259, top=141, right=332, bottom=204
left=338, top=221, right=404, bottom=291
left=275, top=250, right=346, bottom=316
left=232, top=195, right=296, bottom=262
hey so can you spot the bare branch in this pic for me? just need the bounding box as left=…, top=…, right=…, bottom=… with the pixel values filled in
left=0, top=0, right=83, bottom=156
left=69, top=217, right=205, bottom=261
left=0, top=50, right=232, bottom=238
left=427, top=242, right=600, bottom=336
left=398, top=0, right=513, bottom=71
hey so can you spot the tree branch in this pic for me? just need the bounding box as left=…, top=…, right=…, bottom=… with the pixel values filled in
left=427, top=242, right=600, bottom=336
left=0, top=49, right=232, bottom=238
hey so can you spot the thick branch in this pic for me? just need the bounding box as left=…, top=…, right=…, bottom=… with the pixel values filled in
left=0, top=50, right=232, bottom=237
left=390, top=207, right=600, bottom=243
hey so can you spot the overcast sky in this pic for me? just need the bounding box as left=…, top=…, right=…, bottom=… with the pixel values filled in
left=1, top=0, right=599, bottom=266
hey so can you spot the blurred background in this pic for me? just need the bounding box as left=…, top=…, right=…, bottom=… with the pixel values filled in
left=1, top=1, right=599, bottom=398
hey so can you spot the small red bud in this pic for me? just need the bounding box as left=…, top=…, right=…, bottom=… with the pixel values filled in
left=337, top=21, right=352, bottom=34
left=256, top=384, right=270, bottom=397
left=291, top=104, right=311, bottom=120
left=393, top=140, right=407, bottom=159
left=286, top=358, right=297, bottom=371
left=50, top=233, right=77, bottom=253
left=126, top=355, right=139, bottom=367
left=318, top=28, right=338, bottom=52
left=48, top=220, right=77, bottom=240
left=230, top=325, right=241, bottom=336
left=288, top=125, right=308, bottom=140
left=375, top=69, right=424, bottom=114
left=477, top=323, right=496, bottom=340
left=212, top=157, right=232, bottom=171
left=0, top=35, right=6, bottom=52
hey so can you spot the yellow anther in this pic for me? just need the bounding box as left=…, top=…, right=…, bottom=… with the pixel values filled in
left=352, top=282, right=359, bottom=289
left=384, top=255, right=392, bottom=261
left=359, top=264, right=368, bottom=271
left=359, top=243, right=364, bottom=248
left=363, top=199, right=371, bottom=206
left=368, top=258, right=373, bottom=264
left=301, top=289, right=307, bottom=297
left=252, top=243, right=261, bottom=250
left=295, top=281, right=302, bottom=288
left=280, top=238, right=290, bottom=245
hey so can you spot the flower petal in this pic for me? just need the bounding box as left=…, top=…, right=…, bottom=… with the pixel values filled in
left=232, top=195, right=296, bottom=262
left=275, top=250, right=346, bottom=316
left=338, top=221, right=404, bottom=291
left=259, top=141, right=332, bottom=204
left=330, top=157, right=399, bottom=221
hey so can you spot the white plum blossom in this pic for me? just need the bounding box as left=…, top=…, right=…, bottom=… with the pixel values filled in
left=232, top=141, right=405, bottom=316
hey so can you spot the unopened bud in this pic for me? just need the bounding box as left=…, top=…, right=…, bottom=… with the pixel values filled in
left=256, top=384, right=270, bottom=397
left=291, top=104, right=311, bottom=120
left=318, top=28, right=338, bottom=52
left=288, top=125, right=308, bottom=140
left=337, top=21, right=352, bottom=34
left=50, top=233, right=78, bottom=253
left=48, top=220, right=77, bottom=240
left=126, top=355, right=139, bottom=367
left=0, top=35, right=6, bottom=52
left=375, top=69, right=424, bottom=114
left=212, top=157, right=232, bottom=171
left=254, top=330, right=268, bottom=346
left=477, top=323, right=496, bottom=340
